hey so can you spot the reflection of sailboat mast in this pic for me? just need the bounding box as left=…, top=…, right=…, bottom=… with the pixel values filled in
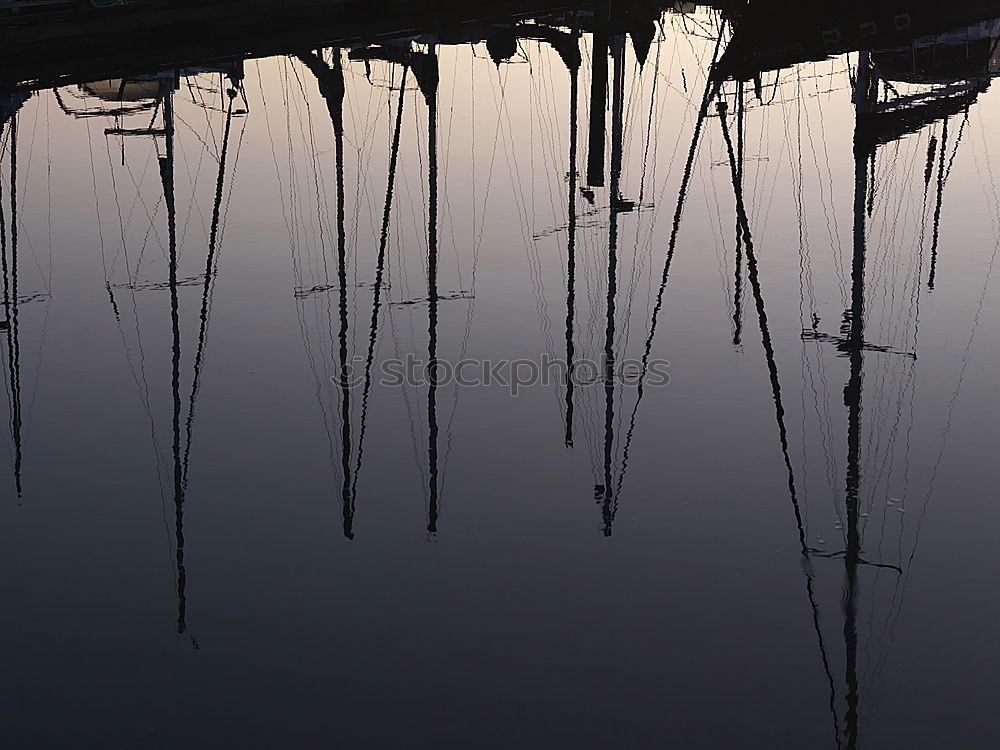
left=927, top=117, right=949, bottom=290
left=425, top=44, right=440, bottom=534
left=718, top=98, right=843, bottom=747
left=0, top=113, right=22, bottom=497
left=158, top=82, right=187, bottom=634
left=509, top=21, right=582, bottom=449
left=600, top=35, right=626, bottom=536
left=341, top=44, right=438, bottom=533
left=330, top=50, right=352, bottom=541
left=614, top=27, right=725, bottom=511
left=564, top=44, right=579, bottom=449
left=842, top=51, right=877, bottom=750
left=108, top=71, right=237, bottom=638
left=353, top=65, right=409, bottom=510
left=733, top=80, right=744, bottom=347
left=587, top=3, right=610, bottom=187
left=182, top=82, right=238, bottom=489
left=299, top=49, right=353, bottom=538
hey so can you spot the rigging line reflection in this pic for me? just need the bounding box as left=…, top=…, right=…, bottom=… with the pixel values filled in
left=718, top=96, right=843, bottom=748
left=614, top=23, right=725, bottom=504
left=352, top=64, right=409, bottom=513
left=182, top=78, right=239, bottom=490
left=599, top=34, right=627, bottom=536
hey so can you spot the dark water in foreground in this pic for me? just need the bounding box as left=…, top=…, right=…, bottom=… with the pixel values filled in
left=2, top=4, right=1000, bottom=747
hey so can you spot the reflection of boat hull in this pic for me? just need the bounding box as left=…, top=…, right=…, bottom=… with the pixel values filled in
left=714, top=0, right=1000, bottom=79
left=80, top=78, right=163, bottom=102
left=0, top=0, right=584, bottom=90
left=872, top=18, right=1000, bottom=84
left=1, top=90, right=30, bottom=127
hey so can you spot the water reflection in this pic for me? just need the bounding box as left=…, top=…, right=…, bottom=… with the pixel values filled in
left=2, top=1, right=1000, bottom=747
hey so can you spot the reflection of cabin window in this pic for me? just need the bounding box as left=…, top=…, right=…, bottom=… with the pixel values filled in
left=894, top=14, right=911, bottom=30
left=821, top=28, right=841, bottom=45
left=859, top=22, right=877, bottom=37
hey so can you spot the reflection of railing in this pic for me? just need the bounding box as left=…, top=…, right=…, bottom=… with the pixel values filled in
left=875, top=80, right=986, bottom=113
left=858, top=82, right=983, bottom=150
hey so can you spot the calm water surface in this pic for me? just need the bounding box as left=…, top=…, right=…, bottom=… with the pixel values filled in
left=2, top=5, right=1000, bottom=747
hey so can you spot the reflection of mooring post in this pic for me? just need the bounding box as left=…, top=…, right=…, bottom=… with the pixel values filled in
left=587, top=0, right=611, bottom=186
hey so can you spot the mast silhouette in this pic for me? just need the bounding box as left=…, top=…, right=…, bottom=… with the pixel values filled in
left=587, top=1, right=610, bottom=187
left=840, top=51, right=879, bottom=750
left=343, top=44, right=439, bottom=533
left=331, top=51, right=351, bottom=541
left=718, top=97, right=843, bottom=747
left=182, top=78, right=239, bottom=489
left=352, top=65, right=409, bottom=510
left=156, top=79, right=187, bottom=634
left=0, top=112, right=22, bottom=498
left=793, top=51, right=903, bottom=748
left=927, top=117, right=949, bottom=290
left=105, top=71, right=239, bottom=639
left=425, top=44, right=440, bottom=534
left=506, top=21, right=581, bottom=449
left=614, top=26, right=726, bottom=509
left=733, top=80, right=744, bottom=347
left=299, top=49, right=353, bottom=539
left=599, top=33, right=627, bottom=536
left=565, top=45, right=579, bottom=449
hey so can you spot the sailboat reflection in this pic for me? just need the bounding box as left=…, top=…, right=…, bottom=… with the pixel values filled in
left=0, top=94, right=54, bottom=501
left=1, top=3, right=999, bottom=741
left=713, top=5, right=1000, bottom=746
left=78, top=66, right=247, bottom=638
